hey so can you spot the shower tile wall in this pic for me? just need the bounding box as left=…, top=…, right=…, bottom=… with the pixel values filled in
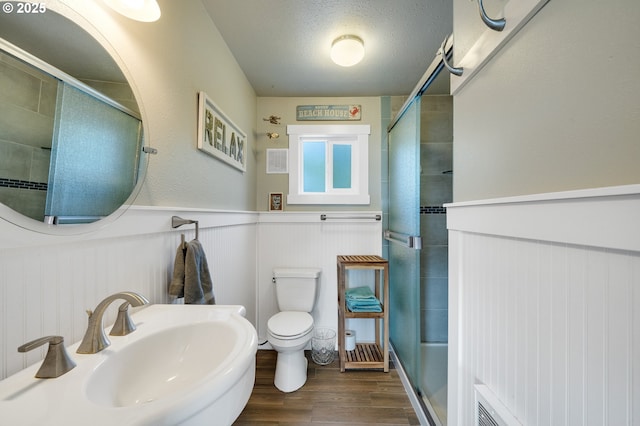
left=0, top=46, right=138, bottom=223
left=0, top=51, right=56, bottom=220
left=420, top=95, right=452, bottom=343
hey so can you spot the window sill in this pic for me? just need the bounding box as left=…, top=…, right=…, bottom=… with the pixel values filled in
left=287, top=193, right=370, bottom=205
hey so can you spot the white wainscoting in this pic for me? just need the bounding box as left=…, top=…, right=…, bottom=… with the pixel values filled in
left=446, top=185, right=640, bottom=426
left=257, top=212, right=383, bottom=346
left=0, top=208, right=382, bottom=381
left=0, top=207, right=258, bottom=380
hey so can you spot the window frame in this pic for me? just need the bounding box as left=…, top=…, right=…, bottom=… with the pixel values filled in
left=287, top=124, right=370, bottom=205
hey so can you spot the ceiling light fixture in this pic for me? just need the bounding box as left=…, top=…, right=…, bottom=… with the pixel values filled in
left=330, top=35, right=364, bottom=67
left=103, top=0, right=161, bottom=22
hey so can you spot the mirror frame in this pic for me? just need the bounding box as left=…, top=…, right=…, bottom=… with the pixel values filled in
left=0, top=1, right=151, bottom=235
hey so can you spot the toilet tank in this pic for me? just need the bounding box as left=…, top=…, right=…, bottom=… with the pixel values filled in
left=273, top=268, right=321, bottom=312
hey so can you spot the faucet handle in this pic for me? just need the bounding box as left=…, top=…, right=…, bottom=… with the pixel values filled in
left=109, top=302, right=137, bottom=336
left=18, top=336, right=76, bottom=379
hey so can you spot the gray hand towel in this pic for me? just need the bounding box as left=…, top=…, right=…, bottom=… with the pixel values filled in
left=168, top=245, right=186, bottom=298
left=168, top=240, right=215, bottom=305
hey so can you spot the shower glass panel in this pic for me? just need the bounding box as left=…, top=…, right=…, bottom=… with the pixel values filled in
left=419, top=88, right=453, bottom=425
left=387, top=98, right=421, bottom=388
left=387, top=65, right=452, bottom=425
left=45, top=82, right=142, bottom=223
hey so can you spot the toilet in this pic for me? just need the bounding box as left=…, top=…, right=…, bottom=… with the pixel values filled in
left=267, top=267, right=321, bottom=392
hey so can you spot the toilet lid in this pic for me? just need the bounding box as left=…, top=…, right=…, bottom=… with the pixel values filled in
left=268, top=312, right=313, bottom=338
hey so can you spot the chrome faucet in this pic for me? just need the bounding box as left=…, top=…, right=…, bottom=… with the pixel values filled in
left=18, top=336, right=76, bottom=378
left=76, top=291, right=149, bottom=354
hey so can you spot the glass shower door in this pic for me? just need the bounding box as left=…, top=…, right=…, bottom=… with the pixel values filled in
left=386, top=98, right=422, bottom=388
left=45, top=82, right=142, bottom=223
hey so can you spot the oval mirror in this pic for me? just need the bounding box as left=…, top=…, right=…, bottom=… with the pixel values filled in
left=0, top=6, right=148, bottom=234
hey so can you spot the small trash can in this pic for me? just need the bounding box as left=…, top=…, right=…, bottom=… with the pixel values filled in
left=311, top=327, right=336, bottom=365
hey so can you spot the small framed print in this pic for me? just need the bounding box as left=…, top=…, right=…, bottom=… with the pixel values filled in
left=269, top=192, right=284, bottom=211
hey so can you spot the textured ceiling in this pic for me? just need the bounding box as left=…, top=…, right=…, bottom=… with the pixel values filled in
left=0, top=1, right=452, bottom=98
left=201, top=0, right=453, bottom=97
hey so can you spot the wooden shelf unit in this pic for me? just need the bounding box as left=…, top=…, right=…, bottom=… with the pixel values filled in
left=337, top=255, right=389, bottom=372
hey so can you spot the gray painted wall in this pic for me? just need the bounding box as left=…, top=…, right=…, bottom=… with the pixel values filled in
left=453, top=0, right=640, bottom=201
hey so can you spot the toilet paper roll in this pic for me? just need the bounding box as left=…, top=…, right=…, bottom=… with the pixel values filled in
left=345, top=330, right=356, bottom=351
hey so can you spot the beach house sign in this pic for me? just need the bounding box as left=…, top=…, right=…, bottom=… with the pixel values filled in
left=296, top=105, right=361, bottom=121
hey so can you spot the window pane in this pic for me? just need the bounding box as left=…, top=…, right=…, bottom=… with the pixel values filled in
left=303, top=141, right=326, bottom=192
left=332, top=144, right=351, bottom=189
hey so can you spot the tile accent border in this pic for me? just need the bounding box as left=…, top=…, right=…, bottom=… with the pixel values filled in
left=420, top=205, right=447, bottom=214
left=0, top=178, right=48, bottom=191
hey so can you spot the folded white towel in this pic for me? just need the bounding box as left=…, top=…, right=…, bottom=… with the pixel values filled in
left=168, top=239, right=215, bottom=305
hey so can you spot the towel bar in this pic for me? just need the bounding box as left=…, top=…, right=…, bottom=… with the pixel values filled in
left=171, top=216, right=199, bottom=242
left=320, top=214, right=381, bottom=221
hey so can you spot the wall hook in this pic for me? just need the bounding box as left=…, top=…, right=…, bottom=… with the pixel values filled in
left=477, top=0, right=506, bottom=32
left=263, top=115, right=281, bottom=125
left=439, top=34, right=463, bottom=77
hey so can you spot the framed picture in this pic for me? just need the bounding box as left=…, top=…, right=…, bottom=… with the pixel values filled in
left=197, top=91, right=247, bottom=172
left=269, top=192, right=284, bottom=211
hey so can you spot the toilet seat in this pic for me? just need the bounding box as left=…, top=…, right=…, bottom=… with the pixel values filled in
left=268, top=312, right=313, bottom=339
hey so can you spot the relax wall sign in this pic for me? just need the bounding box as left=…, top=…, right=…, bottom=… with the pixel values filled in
left=197, top=91, right=247, bottom=172
left=296, top=104, right=361, bottom=121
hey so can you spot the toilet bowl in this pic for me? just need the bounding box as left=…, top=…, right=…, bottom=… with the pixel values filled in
left=267, top=267, right=321, bottom=393
left=267, top=311, right=314, bottom=392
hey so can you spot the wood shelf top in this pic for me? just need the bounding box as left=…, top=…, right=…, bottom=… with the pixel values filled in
left=338, top=255, right=387, bottom=262
left=337, top=255, right=388, bottom=266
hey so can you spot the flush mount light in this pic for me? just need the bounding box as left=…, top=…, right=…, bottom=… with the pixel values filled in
left=103, top=0, right=161, bottom=22
left=330, top=35, right=365, bottom=67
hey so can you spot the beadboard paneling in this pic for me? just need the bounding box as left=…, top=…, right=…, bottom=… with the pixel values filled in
left=257, top=212, right=383, bottom=345
left=447, top=185, right=640, bottom=426
left=0, top=209, right=258, bottom=380
left=0, top=209, right=383, bottom=381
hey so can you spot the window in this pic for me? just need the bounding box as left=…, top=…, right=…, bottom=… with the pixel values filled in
left=287, top=124, right=370, bottom=205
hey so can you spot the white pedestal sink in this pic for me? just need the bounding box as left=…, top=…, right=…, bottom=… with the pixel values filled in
left=0, top=304, right=258, bottom=425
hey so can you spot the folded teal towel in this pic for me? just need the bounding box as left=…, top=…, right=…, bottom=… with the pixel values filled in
left=346, top=286, right=382, bottom=312
left=347, top=299, right=382, bottom=312
left=346, top=286, right=376, bottom=300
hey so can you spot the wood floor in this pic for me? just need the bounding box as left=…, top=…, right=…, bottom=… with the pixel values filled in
left=234, top=350, right=420, bottom=425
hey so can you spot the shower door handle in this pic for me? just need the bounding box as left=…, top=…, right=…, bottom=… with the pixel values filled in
left=477, top=0, right=506, bottom=32
left=384, top=230, right=422, bottom=250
